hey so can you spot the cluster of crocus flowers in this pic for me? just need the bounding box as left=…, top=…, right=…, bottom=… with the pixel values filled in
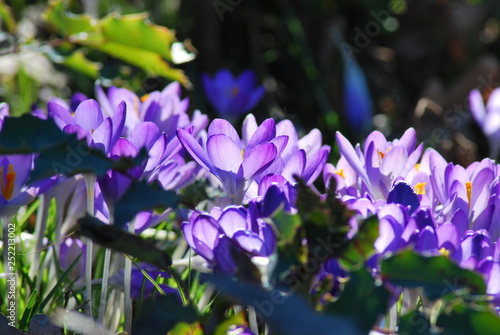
left=178, top=113, right=331, bottom=273
left=326, top=128, right=500, bottom=302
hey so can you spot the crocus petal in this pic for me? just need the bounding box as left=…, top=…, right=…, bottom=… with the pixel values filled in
left=233, top=230, right=265, bottom=255
left=73, top=99, right=104, bottom=133
left=469, top=89, right=486, bottom=128
left=387, top=182, right=420, bottom=214
left=207, top=134, right=243, bottom=173
left=241, top=143, right=277, bottom=180
left=208, top=119, right=241, bottom=144
left=336, top=131, right=370, bottom=186
left=177, top=128, right=214, bottom=172
left=246, top=118, right=276, bottom=151
left=48, top=101, right=74, bottom=129
left=192, top=214, right=221, bottom=261
left=92, top=118, right=112, bottom=153
left=128, top=122, right=161, bottom=151
left=218, top=207, right=248, bottom=238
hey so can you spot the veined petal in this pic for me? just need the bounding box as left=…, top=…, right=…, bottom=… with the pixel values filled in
left=208, top=119, right=240, bottom=144
left=192, top=214, right=221, bottom=261
left=246, top=118, right=276, bottom=151
left=241, top=143, right=277, bottom=180
left=48, top=101, right=74, bottom=129
left=110, top=101, right=127, bottom=145
left=128, top=122, right=161, bottom=151
left=336, top=131, right=370, bottom=185
left=218, top=207, right=248, bottom=238
left=207, top=134, right=243, bottom=173
left=74, top=99, right=104, bottom=133
left=241, top=114, right=259, bottom=145
left=92, top=118, right=112, bottom=153
left=177, top=128, right=214, bottom=172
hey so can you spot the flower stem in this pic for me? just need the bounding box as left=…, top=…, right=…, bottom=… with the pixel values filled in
left=30, top=195, right=49, bottom=283
left=98, top=203, right=114, bottom=325
left=83, top=173, right=96, bottom=319
left=124, top=217, right=135, bottom=333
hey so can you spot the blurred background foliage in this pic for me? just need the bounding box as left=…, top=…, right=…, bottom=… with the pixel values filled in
left=2, top=0, right=500, bottom=165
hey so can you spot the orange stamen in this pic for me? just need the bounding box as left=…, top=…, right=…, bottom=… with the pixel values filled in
left=466, top=182, right=472, bottom=208
left=2, top=164, right=16, bottom=200
left=334, top=169, right=345, bottom=179
left=414, top=182, right=427, bottom=195
left=141, top=94, right=150, bottom=102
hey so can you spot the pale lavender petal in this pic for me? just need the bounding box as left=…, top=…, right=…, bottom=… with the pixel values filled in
left=281, top=150, right=306, bottom=181
left=207, top=134, right=243, bottom=173
left=241, top=143, right=277, bottom=179
left=241, top=114, right=259, bottom=144
left=177, top=128, right=214, bottom=172
left=218, top=207, right=248, bottom=238
left=298, top=128, right=322, bottom=155
left=233, top=230, right=265, bottom=255
left=128, top=122, right=161, bottom=151
left=469, top=89, right=486, bottom=128
left=208, top=119, right=240, bottom=144
left=336, top=131, right=370, bottom=185
left=92, top=118, right=112, bottom=153
left=48, top=101, right=74, bottom=129
left=192, top=214, right=221, bottom=261
left=246, top=118, right=276, bottom=151
left=73, top=99, right=104, bottom=133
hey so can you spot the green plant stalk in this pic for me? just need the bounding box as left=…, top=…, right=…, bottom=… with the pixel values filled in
left=98, top=203, right=114, bottom=324
left=84, top=173, right=97, bottom=318
left=29, top=195, right=49, bottom=281
left=124, top=216, right=136, bottom=333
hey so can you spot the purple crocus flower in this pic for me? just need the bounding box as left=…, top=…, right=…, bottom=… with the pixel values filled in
left=177, top=118, right=287, bottom=203
left=335, top=128, right=423, bottom=200
left=0, top=154, right=55, bottom=217
left=96, top=82, right=208, bottom=139
left=48, top=99, right=126, bottom=154
left=182, top=206, right=275, bottom=274
left=469, top=89, right=500, bottom=158
left=202, top=69, right=265, bottom=121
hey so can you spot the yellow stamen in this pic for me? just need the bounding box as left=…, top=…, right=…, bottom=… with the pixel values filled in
left=231, top=86, right=240, bottom=96
left=1, top=164, right=16, bottom=200
left=415, top=163, right=420, bottom=171
left=439, top=247, right=450, bottom=258
left=466, top=181, right=472, bottom=208
left=414, top=182, right=427, bottom=195
left=140, top=94, right=150, bottom=102
left=334, top=169, right=345, bottom=179
left=241, top=149, right=245, bottom=159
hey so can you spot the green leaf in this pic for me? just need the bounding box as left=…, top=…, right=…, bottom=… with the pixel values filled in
left=0, top=1, right=16, bottom=33
left=44, top=0, right=97, bottom=37
left=113, top=180, right=179, bottom=228
left=381, top=250, right=487, bottom=300
left=337, top=215, right=379, bottom=270
left=168, top=322, right=203, bottom=335
left=77, top=215, right=173, bottom=269
left=0, top=115, right=74, bottom=154
left=324, top=268, right=391, bottom=333
left=204, top=274, right=363, bottom=335
left=100, top=13, right=174, bottom=60
left=273, top=210, right=302, bottom=246
left=132, top=295, right=198, bottom=335
left=18, top=289, right=38, bottom=330
left=436, top=301, right=500, bottom=335
left=398, top=309, right=431, bottom=335
left=60, top=50, right=100, bottom=78
left=95, top=42, right=189, bottom=86
left=30, top=141, right=149, bottom=181
left=213, top=311, right=247, bottom=335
